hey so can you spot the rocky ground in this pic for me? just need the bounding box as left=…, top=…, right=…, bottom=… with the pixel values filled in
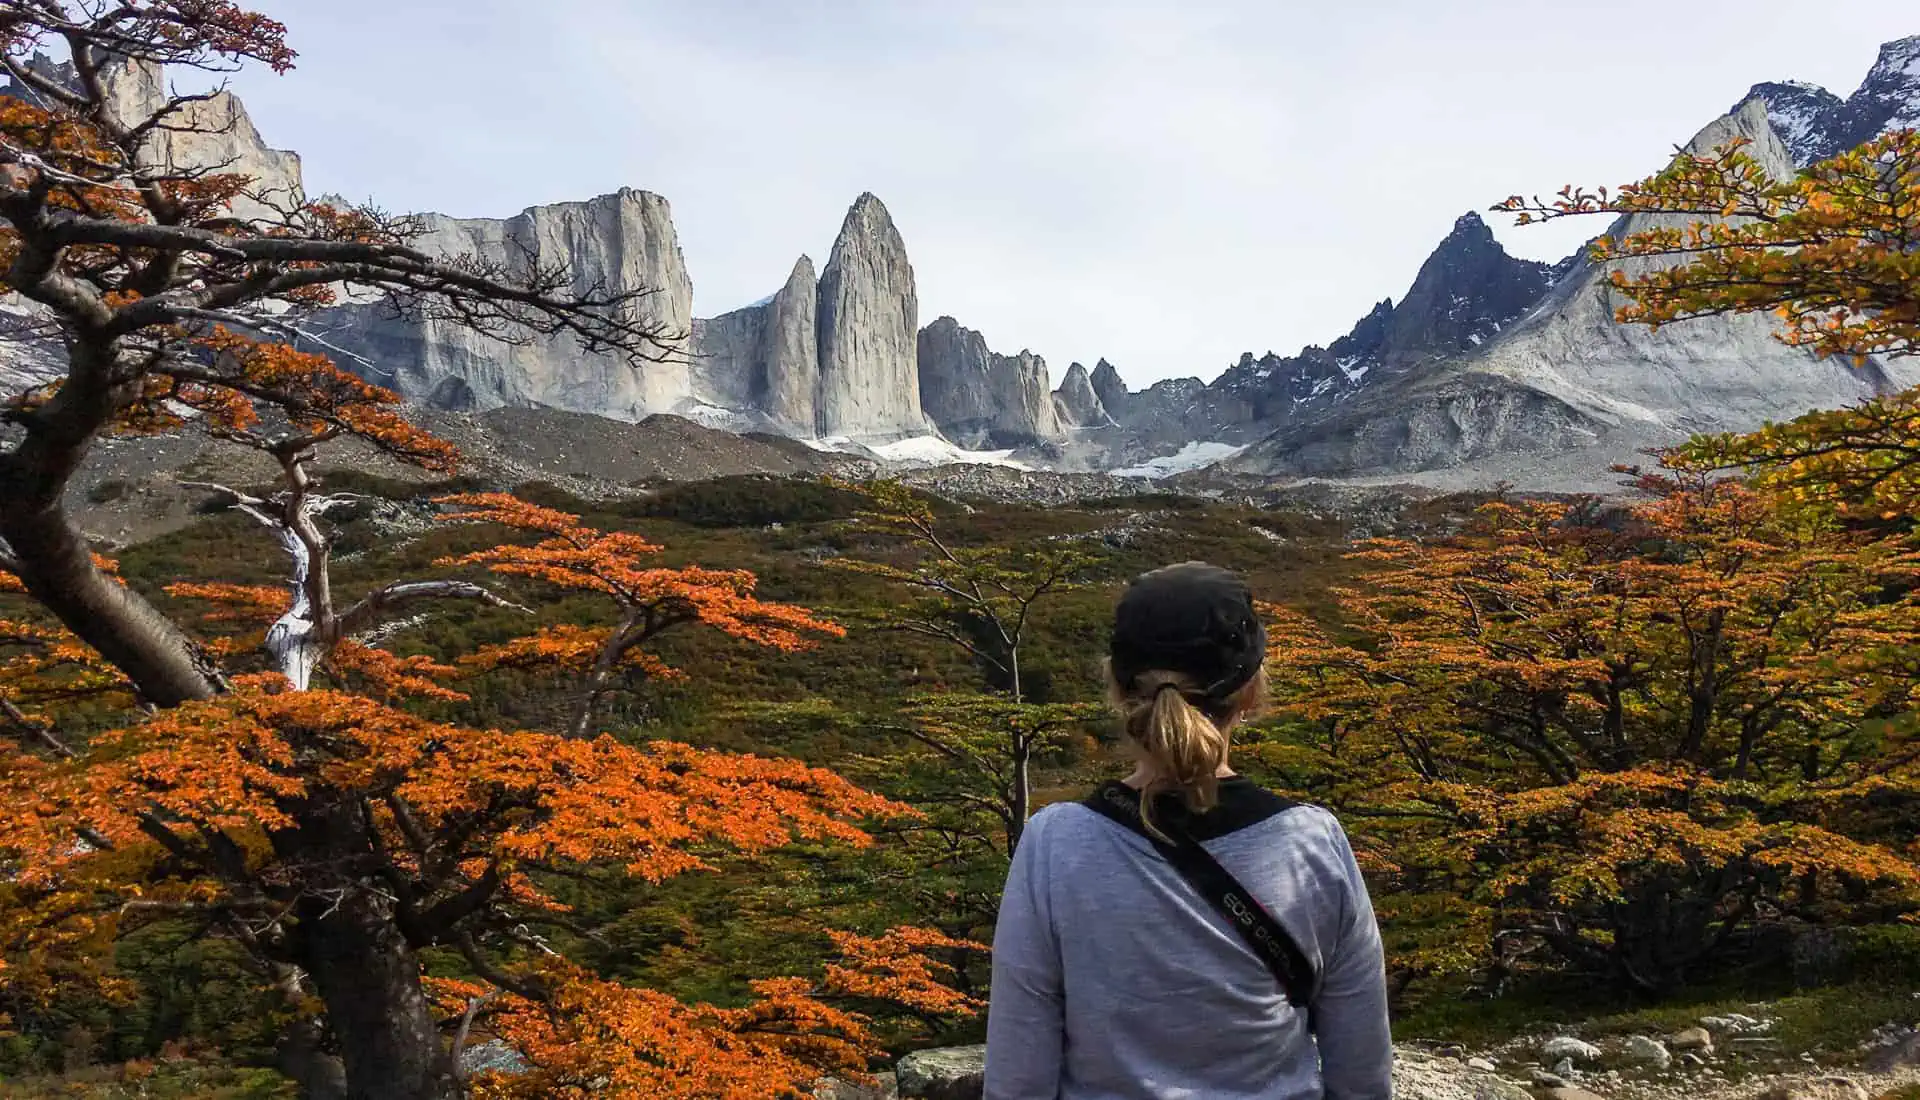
left=811, top=1013, right=1920, bottom=1100
left=24, top=405, right=1603, bottom=549
left=25, top=409, right=877, bottom=546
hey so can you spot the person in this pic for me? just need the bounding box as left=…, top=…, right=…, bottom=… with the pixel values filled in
left=983, top=561, right=1392, bottom=1100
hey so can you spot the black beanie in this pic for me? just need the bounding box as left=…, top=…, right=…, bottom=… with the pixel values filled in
left=1109, top=561, right=1266, bottom=703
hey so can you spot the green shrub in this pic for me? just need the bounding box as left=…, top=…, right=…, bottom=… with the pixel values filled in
left=310, top=468, right=489, bottom=501
left=620, top=475, right=868, bottom=528
left=1827, top=923, right=1920, bottom=988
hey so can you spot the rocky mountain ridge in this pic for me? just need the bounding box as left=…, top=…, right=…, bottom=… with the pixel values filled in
left=1741, top=36, right=1920, bottom=164
left=1204, top=36, right=1920, bottom=484
left=6, top=36, right=1920, bottom=492
left=0, top=51, right=306, bottom=394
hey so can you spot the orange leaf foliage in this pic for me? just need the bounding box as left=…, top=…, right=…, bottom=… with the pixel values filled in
left=436, top=493, right=843, bottom=651
left=1495, top=129, right=1920, bottom=519
left=1262, top=469, right=1920, bottom=986
left=1, top=8, right=940, bottom=1091
left=467, top=968, right=874, bottom=1099
left=0, top=687, right=903, bottom=887
left=444, top=926, right=981, bottom=1100
left=460, top=624, right=680, bottom=681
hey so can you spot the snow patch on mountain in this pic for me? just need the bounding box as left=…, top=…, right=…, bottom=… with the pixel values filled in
left=679, top=403, right=760, bottom=433
left=1111, top=441, right=1245, bottom=479
left=799, top=433, right=1029, bottom=470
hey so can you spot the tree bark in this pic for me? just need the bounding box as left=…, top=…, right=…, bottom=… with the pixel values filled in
left=1680, top=611, right=1726, bottom=762
left=570, top=611, right=640, bottom=738
left=1006, top=738, right=1031, bottom=854
left=299, top=894, right=457, bottom=1100
left=1006, top=650, right=1030, bottom=853
left=276, top=799, right=456, bottom=1100
left=274, top=1015, right=349, bottom=1100
left=0, top=499, right=222, bottom=705
left=0, top=333, right=224, bottom=706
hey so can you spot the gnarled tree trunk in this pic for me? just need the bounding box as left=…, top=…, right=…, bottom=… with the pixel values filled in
left=274, top=799, right=456, bottom=1100
left=300, top=896, right=456, bottom=1100
left=0, top=340, right=225, bottom=706
left=0, top=500, right=224, bottom=705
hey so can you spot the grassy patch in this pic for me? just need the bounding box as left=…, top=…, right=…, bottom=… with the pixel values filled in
left=0, top=1061, right=294, bottom=1099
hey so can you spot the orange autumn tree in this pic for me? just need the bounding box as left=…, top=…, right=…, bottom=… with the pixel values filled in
left=1263, top=470, right=1920, bottom=994
left=0, top=623, right=975, bottom=1097
left=0, top=5, right=975, bottom=1098
left=0, top=0, right=677, bottom=708
left=1494, top=126, right=1920, bottom=517
left=432, top=492, right=844, bottom=737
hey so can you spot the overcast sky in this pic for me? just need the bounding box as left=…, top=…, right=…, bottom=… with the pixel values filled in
left=227, top=1, right=1918, bottom=388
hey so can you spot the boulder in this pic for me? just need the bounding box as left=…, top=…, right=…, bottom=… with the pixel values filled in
left=1701, top=1012, right=1770, bottom=1034
left=895, top=1045, right=985, bottom=1100
left=1541, top=1037, right=1603, bottom=1064
left=1624, top=1035, right=1672, bottom=1070
left=815, top=1071, right=899, bottom=1099
left=456, top=1039, right=528, bottom=1078
left=1670, top=1026, right=1714, bottom=1053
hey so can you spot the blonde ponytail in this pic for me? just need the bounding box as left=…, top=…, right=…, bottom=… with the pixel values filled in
left=1109, top=668, right=1239, bottom=838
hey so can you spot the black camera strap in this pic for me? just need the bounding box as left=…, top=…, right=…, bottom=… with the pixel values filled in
left=1081, top=780, right=1318, bottom=1009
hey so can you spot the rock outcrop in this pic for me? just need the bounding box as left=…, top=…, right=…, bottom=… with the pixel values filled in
left=318, top=188, right=696, bottom=420
left=1222, top=93, right=1920, bottom=482
left=1066, top=206, right=1576, bottom=475
left=689, top=303, right=765, bottom=411
left=1052, top=362, right=1113, bottom=428
left=763, top=256, right=822, bottom=433
left=1380, top=212, right=1562, bottom=366
left=816, top=193, right=926, bottom=440
left=687, top=255, right=819, bottom=433
left=0, top=52, right=303, bottom=222
left=0, top=52, right=307, bottom=393
left=96, top=55, right=304, bottom=222
left=915, top=318, right=998, bottom=439
left=1201, top=212, right=1565, bottom=432
left=12, top=33, right=1919, bottom=493
left=916, top=316, right=1064, bottom=446
left=1741, top=34, right=1920, bottom=166
left=1089, top=359, right=1129, bottom=416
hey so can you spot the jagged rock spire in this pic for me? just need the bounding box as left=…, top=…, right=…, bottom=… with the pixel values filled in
left=816, top=193, right=924, bottom=439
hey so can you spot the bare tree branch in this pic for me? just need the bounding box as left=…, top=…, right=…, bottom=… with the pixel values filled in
left=338, top=581, right=530, bottom=639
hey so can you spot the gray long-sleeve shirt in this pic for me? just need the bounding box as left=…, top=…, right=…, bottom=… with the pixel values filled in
left=984, top=780, right=1392, bottom=1100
